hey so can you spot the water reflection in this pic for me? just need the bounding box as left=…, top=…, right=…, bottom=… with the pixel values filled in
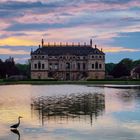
left=11, top=129, right=20, bottom=140
left=1, top=85, right=140, bottom=140
left=31, top=93, right=105, bottom=126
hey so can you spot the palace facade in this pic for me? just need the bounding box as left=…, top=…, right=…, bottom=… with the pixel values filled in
left=30, top=39, right=105, bottom=80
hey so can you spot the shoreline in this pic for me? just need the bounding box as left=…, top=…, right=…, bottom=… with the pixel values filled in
left=0, top=80, right=140, bottom=85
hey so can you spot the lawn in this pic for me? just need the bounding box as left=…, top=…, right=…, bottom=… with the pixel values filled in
left=0, top=79, right=140, bottom=85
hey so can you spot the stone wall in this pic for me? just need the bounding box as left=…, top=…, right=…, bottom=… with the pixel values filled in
left=88, top=71, right=105, bottom=79
left=31, top=71, right=48, bottom=79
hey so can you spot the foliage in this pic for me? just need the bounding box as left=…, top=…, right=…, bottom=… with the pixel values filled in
left=105, top=63, right=116, bottom=75
left=110, top=58, right=139, bottom=78
left=16, top=63, right=30, bottom=77
left=132, top=59, right=140, bottom=67
left=0, top=57, right=29, bottom=78
left=1, top=57, right=140, bottom=80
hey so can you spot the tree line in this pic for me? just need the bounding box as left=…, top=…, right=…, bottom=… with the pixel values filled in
left=106, top=58, right=140, bottom=78
left=0, top=57, right=30, bottom=79
left=0, top=57, right=140, bottom=79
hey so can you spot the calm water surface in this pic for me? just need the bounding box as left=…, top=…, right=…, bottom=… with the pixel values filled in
left=0, top=85, right=140, bottom=140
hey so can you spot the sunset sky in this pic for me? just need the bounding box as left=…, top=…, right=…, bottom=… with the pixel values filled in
left=0, top=0, right=140, bottom=63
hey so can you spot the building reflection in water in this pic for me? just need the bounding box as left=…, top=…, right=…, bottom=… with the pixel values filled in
left=31, top=93, right=105, bottom=126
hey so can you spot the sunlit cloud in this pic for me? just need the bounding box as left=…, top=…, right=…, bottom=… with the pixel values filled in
left=0, top=0, right=140, bottom=62
left=0, top=37, right=37, bottom=46
left=0, top=48, right=29, bottom=55
left=102, top=46, right=140, bottom=53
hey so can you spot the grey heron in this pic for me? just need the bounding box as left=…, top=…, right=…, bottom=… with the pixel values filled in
left=10, top=116, right=23, bottom=129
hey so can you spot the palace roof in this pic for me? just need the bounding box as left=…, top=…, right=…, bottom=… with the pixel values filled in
left=31, top=45, right=105, bottom=56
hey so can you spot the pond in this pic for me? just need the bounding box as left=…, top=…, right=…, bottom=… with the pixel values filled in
left=0, top=85, right=140, bottom=140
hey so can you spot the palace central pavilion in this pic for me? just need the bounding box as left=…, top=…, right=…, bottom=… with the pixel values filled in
left=30, top=39, right=105, bottom=80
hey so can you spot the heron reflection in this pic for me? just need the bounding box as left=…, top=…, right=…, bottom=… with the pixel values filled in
left=31, top=93, right=105, bottom=126
left=11, top=129, right=20, bottom=140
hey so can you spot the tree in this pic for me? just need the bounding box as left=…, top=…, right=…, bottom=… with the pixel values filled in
left=0, top=59, right=5, bottom=78
left=105, top=63, right=116, bottom=75
left=132, top=60, right=140, bottom=68
left=119, top=58, right=133, bottom=72
left=111, top=58, right=133, bottom=78
left=16, top=63, right=30, bottom=77
left=4, top=57, right=19, bottom=77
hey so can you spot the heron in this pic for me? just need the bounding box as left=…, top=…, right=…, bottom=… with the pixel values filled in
left=10, top=116, right=23, bottom=129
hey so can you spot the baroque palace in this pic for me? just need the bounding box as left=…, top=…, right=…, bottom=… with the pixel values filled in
left=30, top=39, right=105, bottom=80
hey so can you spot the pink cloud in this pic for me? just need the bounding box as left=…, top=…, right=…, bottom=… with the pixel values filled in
left=0, top=48, right=29, bottom=55
left=98, top=45, right=140, bottom=53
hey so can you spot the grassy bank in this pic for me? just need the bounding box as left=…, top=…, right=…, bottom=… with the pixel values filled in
left=0, top=79, right=140, bottom=85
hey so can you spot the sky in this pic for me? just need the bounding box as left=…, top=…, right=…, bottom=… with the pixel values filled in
left=0, top=0, right=140, bottom=63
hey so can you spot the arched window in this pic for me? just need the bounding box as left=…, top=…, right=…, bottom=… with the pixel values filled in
left=83, top=63, right=86, bottom=70
left=38, top=61, right=41, bottom=69
left=49, top=63, right=52, bottom=70
left=95, top=62, right=98, bottom=69
left=92, top=64, right=94, bottom=69
left=54, top=63, right=58, bottom=70
left=66, top=62, right=70, bottom=70
left=99, top=64, right=102, bottom=69
left=34, top=64, right=37, bottom=69
left=42, top=64, right=45, bottom=69
left=77, top=63, right=80, bottom=70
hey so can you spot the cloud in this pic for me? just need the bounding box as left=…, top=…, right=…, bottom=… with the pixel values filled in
left=102, top=46, right=140, bottom=53
left=0, top=37, right=38, bottom=46
left=14, top=56, right=30, bottom=63
left=0, top=1, right=45, bottom=10
left=0, top=48, right=29, bottom=55
left=0, top=0, right=140, bottom=63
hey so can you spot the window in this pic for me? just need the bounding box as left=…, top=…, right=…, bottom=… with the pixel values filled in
left=99, top=64, right=102, bottom=69
left=38, top=61, right=41, bottom=69
left=49, top=63, right=52, bottom=70
left=42, top=64, right=45, bottom=69
left=92, top=64, right=94, bottom=69
left=38, top=50, right=41, bottom=54
left=66, top=62, right=70, bottom=70
left=77, top=63, right=80, bottom=70
left=83, top=63, right=86, bottom=70
left=60, top=64, right=63, bottom=69
left=99, top=56, right=102, bottom=59
left=95, top=62, right=98, bottom=69
left=34, top=64, right=37, bottom=69
left=77, top=56, right=80, bottom=59
left=92, top=55, right=94, bottom=59
left=54, top=63, right=58, bottom=70
left=73, top=64, right=75, bottom=69
left=42, top=56, right=44, bottom=59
